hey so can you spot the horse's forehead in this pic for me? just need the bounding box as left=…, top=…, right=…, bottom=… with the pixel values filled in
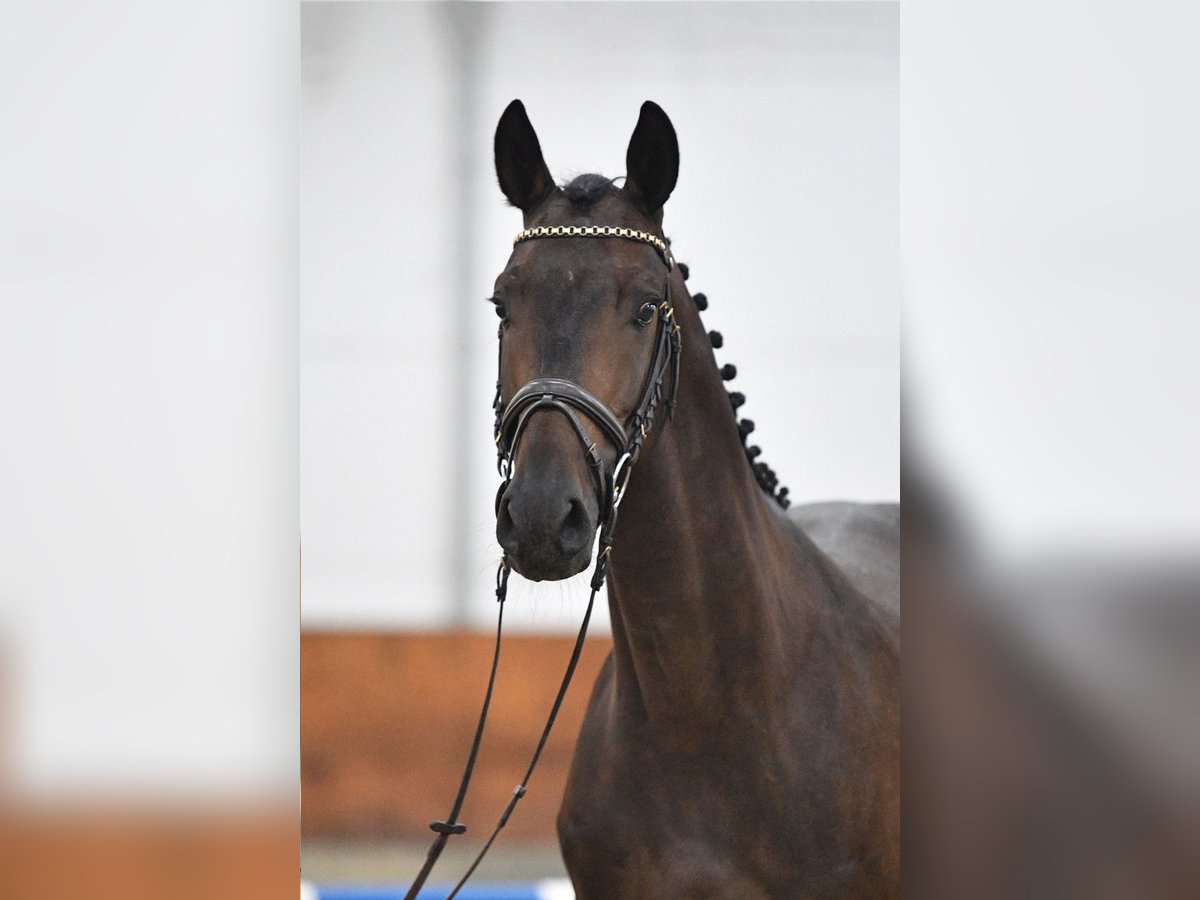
left=523, top=243, right=619, bottom=280
left=517, top=249, right=659, bottom=302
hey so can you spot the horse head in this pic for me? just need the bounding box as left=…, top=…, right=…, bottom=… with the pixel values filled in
left=491, top=100, right=680, bottom=582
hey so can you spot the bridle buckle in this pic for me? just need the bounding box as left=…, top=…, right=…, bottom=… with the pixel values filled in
left=611, top=451, right=633, bottom=510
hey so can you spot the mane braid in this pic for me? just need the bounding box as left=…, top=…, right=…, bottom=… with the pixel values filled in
left=675, top=254, right=791, bottom=509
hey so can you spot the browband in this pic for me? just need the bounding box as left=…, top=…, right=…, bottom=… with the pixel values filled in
left=513, top=225, right=675, bottom=271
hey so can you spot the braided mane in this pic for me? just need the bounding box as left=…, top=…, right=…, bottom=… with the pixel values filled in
left=671, top=243, right=791, bottom=509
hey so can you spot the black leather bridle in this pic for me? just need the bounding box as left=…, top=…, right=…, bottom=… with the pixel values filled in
left=494, top=226, right=682, bottom=534
left=403, top=224, right=682, bottom=900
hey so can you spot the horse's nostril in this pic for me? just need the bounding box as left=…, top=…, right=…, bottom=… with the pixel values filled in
left=559, top=498, right=592, bottom=556
left=496, top=496, right=519, bottom=556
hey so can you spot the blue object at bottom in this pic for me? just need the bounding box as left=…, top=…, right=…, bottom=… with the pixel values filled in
left=315, top=886, right=542, bottom=900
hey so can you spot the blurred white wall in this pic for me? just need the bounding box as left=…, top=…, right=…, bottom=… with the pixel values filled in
left=302, top=2, right=899, bottom=631
left=1, top=1, right=297, bottom=799
left=904, top=1, right=1200, bottom=559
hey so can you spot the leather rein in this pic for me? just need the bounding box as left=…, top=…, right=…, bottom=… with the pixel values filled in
left=402, top=225, right=682, bottom=900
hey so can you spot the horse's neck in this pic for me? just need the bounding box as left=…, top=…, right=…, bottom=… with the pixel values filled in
left=605, top=296, right=822, bottom=725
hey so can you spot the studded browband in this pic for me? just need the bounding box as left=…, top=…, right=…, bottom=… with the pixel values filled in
left=513, top=225, right=675, bottom=271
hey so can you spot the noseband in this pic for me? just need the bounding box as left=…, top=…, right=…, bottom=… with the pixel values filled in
left=494, top=225, right=683, bottom=538
left=405, top=224, right=682, bottom=900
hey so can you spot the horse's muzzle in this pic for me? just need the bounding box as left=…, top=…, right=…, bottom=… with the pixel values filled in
left=496, top=476, right=597, bottom=581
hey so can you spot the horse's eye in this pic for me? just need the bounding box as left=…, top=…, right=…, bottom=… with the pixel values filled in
left=635, top=302, right=658, bottom=326
left=492, top=299, right=508, bottom=320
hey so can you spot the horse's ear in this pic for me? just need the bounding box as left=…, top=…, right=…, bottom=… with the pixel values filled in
left=494, top=100, right=555, bottom=212
left=624, top=101, right=679, bottom=214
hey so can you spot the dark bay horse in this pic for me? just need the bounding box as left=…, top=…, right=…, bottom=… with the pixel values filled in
left=490, top=100, right=899, bottom=899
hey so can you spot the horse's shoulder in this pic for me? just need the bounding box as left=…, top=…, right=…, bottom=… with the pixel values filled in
left=785, top=500, right=900, bottom=616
